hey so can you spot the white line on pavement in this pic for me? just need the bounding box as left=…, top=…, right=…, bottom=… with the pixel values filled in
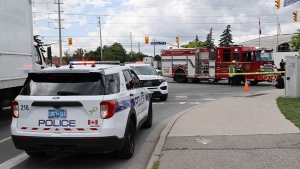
left=0, top=153, right=29, bottom=169
left=0, top=137, right=11, bottom=144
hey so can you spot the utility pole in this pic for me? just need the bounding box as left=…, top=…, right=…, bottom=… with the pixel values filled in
left=153, top=38, right=156, bottom=57
left=277, top=16, right=279, bottom=52
left=54, top=0, right=63, bottom=66
left=130, top=32, right=132, bottom=58
left=138, top=42, right=140, bottom=53
left=97, top=16, right=103, bottom=61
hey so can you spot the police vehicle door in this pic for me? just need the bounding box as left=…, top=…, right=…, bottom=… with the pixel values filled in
left=122, top=70, right=144, bottom=122
left=129, top=70, right=148, bottom=120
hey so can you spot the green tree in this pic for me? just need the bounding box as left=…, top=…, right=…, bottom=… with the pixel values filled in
left=291, top=29, right=300, bottom=51
left=204, top=27, right=215, bottom=48
left=219, top=25, right=234, bottom=47
left=72, top=48, right=86, bottom=60
left=63, top=51, right=72, bottom=64
left=102, top=42, right=127, bottom=62
left=195, top=34, right=199, bottom=42
left=84, top=46, right=102, bottom=61
left=181, top=35, right=205, bottom=48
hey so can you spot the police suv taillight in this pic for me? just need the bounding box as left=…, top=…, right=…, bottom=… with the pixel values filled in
left=11, top=101, right=19, bottom=118
left=100, top=100, right=118, bottom=119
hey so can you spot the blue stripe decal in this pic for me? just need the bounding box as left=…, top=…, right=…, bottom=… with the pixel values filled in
left=114, top=93, right=152, bottom=113
left=115, top=99, right=133, bottom=113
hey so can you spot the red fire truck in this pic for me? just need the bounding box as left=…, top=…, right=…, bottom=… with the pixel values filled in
left=160, top=46, right=278, bottom=85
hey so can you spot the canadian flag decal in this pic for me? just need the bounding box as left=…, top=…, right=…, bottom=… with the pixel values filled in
left=88, top=120, right=98, bottom=125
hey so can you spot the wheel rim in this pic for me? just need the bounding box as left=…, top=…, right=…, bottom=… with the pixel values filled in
left=177, top=74, right=184, bottom=81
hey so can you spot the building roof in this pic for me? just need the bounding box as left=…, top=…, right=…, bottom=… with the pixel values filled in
left=239, top=34, right=293, bottom=50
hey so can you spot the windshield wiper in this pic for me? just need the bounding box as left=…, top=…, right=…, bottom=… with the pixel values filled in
left=57, top=91, right=81, bottom=95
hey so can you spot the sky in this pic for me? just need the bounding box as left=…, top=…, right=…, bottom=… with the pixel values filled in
left=32, top=0, right=300, bottom=57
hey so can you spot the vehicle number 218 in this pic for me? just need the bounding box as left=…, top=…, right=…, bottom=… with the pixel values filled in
left=20, top=105, right=29, bottom=111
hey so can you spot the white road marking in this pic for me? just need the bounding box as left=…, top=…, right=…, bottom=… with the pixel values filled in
left=0, top=137, right=11, bottom=144
left=202, top=98, right=216, bottom=101
left=179, top=102, right=186, bottom=104
left=153, top=102, right=164, bottom=105
left=0, top=153, right=29, bottom=169
left=191, top=102, right=201, bottom=105
left=175, top=96, right=188, bottom=100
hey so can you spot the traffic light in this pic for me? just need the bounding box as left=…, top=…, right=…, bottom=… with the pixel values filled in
left=293, top=10, right=298, bottom=22
left=176, top=36, right=180, bottom=44
left=68, top=38, right=72, bottom=45
left=275, top=0, right=280, bottom=10
left=145, top=36, right=149, bottom=44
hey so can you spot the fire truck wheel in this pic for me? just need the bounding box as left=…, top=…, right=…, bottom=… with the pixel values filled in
left=250, top=81, right=259, bottom=86
left=175, top=70, right=187, bottom=83
left=191, top=78, right=199, bottom=83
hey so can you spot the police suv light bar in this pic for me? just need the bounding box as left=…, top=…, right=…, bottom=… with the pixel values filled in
left=70, top=61, right=121, bottom=65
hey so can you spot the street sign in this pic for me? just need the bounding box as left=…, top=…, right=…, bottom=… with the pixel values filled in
left=150, top=41, right=166, bottom=45
left=284, top=0, right=299, bottom=7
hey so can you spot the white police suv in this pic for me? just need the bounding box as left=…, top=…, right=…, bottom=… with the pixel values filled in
left=126, top=63, right=168, bottom=101
left=10, top=61, right=152, bottom=159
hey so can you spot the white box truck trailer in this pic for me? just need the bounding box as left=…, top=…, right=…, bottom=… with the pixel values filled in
left=0, top=0, right=50, bottom=111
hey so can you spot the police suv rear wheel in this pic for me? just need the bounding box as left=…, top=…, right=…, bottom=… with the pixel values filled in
left=115, top=119, right=135, bottom=159
left=142, top=100, right=152, bottom=128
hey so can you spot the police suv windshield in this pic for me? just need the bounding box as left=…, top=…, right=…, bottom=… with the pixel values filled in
left=130, top=65, right=158, bottom=75
left=20, top=73, right=105, bottom=96
left=255, top=51, right=274, bottom=62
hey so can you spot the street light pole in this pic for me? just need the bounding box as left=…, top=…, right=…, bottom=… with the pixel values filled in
left=154, top=38, right=156, bottom=57
left=58, top=0, right=62, bottom=66
left=97, top=16, right=103, bottom=61
left=130, top=32, right=132, bottom=58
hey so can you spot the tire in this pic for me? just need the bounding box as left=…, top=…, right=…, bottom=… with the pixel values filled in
left=160, top=94, right=168, bottom=101
left=175, top=70, right=187, bottom=83
left=191, top=78, right=199, bottom=83
left=115, top=119, right=135, bottom=159
left=235, top=75, right=242, bottom=86
left=25, top=151, right=46, bottom=157
left=250, top=81, right=259, bottom=86
left=142, top=100, right=152, bottom=128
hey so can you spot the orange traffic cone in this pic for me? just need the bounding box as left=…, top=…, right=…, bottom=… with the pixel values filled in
left=244, top=79, right=250, bottom=91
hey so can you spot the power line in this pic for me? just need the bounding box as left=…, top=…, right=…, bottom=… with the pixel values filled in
left=33, top=20, right=295, bottom=25
left=31, top=11, right=292, bottom=18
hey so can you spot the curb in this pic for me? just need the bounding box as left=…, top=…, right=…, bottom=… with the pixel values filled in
left=145, top=103, right=205, bottom=169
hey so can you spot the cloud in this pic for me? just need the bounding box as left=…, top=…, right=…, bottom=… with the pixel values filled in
left=32, top=0, right=299, bottom=57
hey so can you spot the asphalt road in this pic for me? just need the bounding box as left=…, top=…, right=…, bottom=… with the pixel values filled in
left=0, top=79, right=274, bottom=169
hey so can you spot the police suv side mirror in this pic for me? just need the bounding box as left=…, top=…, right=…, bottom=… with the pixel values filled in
left=126, top=81, right=134, bottom=90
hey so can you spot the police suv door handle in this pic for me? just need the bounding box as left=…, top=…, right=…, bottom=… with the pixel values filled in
left=130, top=93, right=134, bottom=96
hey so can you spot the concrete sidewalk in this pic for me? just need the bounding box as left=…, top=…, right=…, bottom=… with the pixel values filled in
left=147, top=89, right=300, bottom=169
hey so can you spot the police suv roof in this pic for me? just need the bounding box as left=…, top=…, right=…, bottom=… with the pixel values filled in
left=36, top=62, right=131, bottom=74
